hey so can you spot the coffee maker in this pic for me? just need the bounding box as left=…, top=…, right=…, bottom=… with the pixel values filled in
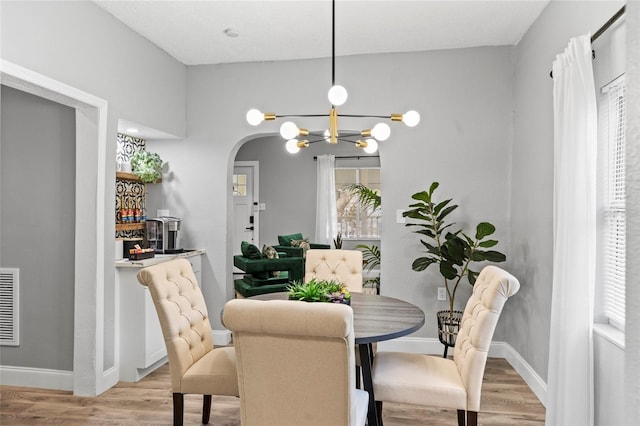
left=146, top=217, right=182, bottom=254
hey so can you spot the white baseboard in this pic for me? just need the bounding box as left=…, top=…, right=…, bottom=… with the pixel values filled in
left=376, top=337, right=548, bottom=407
left=1, top=332, right=547, bottom=408
left=97, top=365, right=120, bottom=396
left=492, top=341, right=548, bottom=407
left=213, top=329, right=232, bottom=346
left=0, top=365, right=73, bottom=391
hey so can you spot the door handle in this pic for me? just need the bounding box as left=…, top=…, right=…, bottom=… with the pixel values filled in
left=245, top=226, right=254, bottom=231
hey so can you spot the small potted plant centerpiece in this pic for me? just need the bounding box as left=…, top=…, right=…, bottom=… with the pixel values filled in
left=403, top=181, right=506, bottom=356
left=287, top=278, right=351, bottom=305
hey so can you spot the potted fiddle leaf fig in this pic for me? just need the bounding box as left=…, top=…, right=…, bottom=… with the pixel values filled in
left=403, top=181, right=506, bottom=355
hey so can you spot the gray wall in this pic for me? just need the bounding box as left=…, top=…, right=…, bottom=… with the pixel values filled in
left=1, top=0, right=186, bottom=382
left=508, top=0, right=625, bottom=404
left=4, top=1, right=638, bottom=412
left=0, top=85, right=76, bottom=370
left=147, top=45, right=515, bottom=345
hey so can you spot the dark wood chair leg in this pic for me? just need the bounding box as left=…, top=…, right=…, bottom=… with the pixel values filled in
left=172, top=393, right=184, bottom=426
left=356, top=365, right=361, bottom=389
left=467, top=411, right=478, bottom=426
left=457, top=409, right=466, bottom=425
left=443, top=344, right=449, bottom=358
left=202, top=394, right=212, bottom=424
left=376, top=401, right=383, bottom=425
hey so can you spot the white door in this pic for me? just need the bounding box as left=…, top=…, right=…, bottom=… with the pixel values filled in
left=233, top=162, right=259, bottom=272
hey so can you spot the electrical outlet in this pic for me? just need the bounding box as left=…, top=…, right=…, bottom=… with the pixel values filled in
left=437, top=287, right=446, bottom=301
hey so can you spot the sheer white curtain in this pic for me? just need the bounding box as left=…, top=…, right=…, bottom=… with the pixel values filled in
left=315, top=154, right=337, bottom=245
left=546, top=34, right=597, bottom=426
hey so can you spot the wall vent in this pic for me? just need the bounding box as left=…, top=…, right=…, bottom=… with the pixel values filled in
left=0, top=268, right=19, bottom=346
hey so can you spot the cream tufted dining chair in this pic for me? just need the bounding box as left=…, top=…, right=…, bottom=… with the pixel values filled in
left=305, top=249, right=363, bottom=293
left=372, top=265, right=520, bottom=426
left=223, top=298, right=369, bottom=426
left=137, top=259, right=239, bottom=426
left=305, top=249, right=372, bottom=388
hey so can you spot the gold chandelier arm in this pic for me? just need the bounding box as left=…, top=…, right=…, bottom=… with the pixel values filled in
left=329, top=107, right=338, bottom=144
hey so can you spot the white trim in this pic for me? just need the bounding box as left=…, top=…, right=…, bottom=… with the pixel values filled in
left=233, top=160, right=260, bottom=247
left=375, top=337, right=547, bottom=407
left=0, top=365, right=74, bottom=391
left=1, top=59, right=109, bottom=397
left=213, top=329, right=232, bottom=346
left=491, top=341, right=548, bottom=407
left=593, top=322, right=625, bottom=349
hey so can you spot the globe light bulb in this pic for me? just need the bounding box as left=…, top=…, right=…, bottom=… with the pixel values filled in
left=246, top=109, right=263, bottom=126
left=371, top=123, right=391, bottom=141
left=363, top=138, right=378, bottom=154
left=280, top=121, right=299, bottom=140
left=328, top=85, right=348, bottom=106
left=286, top=139, right=301, bottom=154
left=403, top=110, right=420, bottom=127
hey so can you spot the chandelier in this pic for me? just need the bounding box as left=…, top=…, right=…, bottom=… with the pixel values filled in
left=246, top=0, right=419, bottom=154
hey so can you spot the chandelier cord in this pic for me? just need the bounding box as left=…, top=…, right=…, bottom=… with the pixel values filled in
left=332, top=0, right=335, bottom=87
left=245, top=0, right=419, bottom=153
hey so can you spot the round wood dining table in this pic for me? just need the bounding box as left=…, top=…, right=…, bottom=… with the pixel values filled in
left=251, top=291, right=425, bottom=426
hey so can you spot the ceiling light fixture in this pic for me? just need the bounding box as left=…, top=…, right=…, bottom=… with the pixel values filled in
left=246, top=0, right=419, bottom=154
left=224, top=28, right=239, bottom=38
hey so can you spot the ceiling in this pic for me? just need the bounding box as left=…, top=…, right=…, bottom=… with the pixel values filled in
left=94, top=0, right=550, bottom=66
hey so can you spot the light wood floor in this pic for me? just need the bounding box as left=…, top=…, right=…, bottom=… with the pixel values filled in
left=1, top=357, right=545, bottom=425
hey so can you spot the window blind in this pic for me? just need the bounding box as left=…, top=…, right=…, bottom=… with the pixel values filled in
left=602, top=83, right=626, bottom=329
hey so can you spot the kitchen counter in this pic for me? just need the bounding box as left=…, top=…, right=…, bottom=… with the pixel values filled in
left=115, top=248, right=205, bottom=268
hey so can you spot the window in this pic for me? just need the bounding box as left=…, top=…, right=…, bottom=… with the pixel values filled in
left=232, top=174, right=247, bottom=197
left=599, top=79, right=626, bottom=330
left=335, top=168, right=380, bottom=238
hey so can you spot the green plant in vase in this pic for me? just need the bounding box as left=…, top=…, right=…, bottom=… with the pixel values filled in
left=355, top=243, right=380, bottom=291
left=403, top=181, right=506, bottom=355
left=131, top=150, right=163, bottom=183
left=346, top=183, right=382, bottom=293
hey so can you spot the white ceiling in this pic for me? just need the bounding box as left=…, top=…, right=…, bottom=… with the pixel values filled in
left=94, top=0, right=550, bottom=66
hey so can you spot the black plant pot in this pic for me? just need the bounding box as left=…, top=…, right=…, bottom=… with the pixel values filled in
left=436, top=310, right=463, bottom=358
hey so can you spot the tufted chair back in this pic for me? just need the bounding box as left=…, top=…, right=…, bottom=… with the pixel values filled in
left=137, top=258, right=214, bottom=392
left=453, top=265, right=520, bottom=412
left=223, top=299, right=369, bottom=426
left=305, top=249, right=363, bottom=293
left=137, top=258, right=238, bottom=424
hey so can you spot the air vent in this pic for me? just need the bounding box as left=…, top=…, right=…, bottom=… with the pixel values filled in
left=0, top=268, right=19, bottom=346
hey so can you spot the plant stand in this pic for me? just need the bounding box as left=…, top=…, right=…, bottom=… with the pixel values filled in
left=437, top=310, right=463, bottom=358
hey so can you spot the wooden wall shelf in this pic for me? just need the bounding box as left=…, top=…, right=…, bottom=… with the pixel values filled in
left=116, top=223, right=145, bottom=232
left=116, top=171, right=141, bottom=182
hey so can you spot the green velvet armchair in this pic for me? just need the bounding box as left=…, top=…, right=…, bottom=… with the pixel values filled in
left=273, top=233, right=330, bottom=258
left=233, top=249, right=304, bottom=298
